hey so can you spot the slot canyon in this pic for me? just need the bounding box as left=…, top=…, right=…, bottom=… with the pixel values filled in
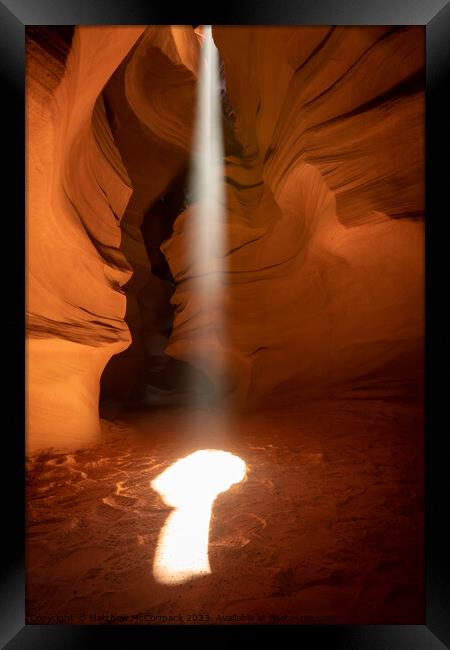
left=26, top=25, right=424, bottom=624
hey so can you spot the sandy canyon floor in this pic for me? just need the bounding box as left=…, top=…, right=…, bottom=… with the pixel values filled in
left=26, top=398, right=424, bottom=625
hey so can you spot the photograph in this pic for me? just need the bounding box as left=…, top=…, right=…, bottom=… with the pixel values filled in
left=24, top=23, right=429, bottom=628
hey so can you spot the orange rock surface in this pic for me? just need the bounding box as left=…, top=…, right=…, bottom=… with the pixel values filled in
left=26, top=26, right=424, bottom=447
left=26, top=26, right=198, bottom=450
left=166, top=26, right=424, bottom=406
left=25, top=26, right=425, bottom=625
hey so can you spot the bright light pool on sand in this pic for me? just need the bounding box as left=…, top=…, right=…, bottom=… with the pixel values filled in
left=151, top=449, right=246, bottom=585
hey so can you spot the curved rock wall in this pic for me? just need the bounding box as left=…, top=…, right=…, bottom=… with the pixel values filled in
left=165, top=26, right=424, bottom=406
left=27, top=26, right=425, bottom=450
left=26, top=27, right=145, bottom=451
left=99, top=26, right=199, bottom=405
left=26, top=25, right=201, bottom=450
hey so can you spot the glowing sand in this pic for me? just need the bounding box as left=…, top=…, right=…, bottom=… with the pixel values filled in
left=151, top=449, right=246, bottom=584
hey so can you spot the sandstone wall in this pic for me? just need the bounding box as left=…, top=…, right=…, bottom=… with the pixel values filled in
left=26, top=26, right=425, bottom=450
left=26, top=25, right=202, bottom=449
left=165, top=26, right=424, bottom=406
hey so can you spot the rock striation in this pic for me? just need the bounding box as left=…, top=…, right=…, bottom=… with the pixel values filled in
left=165, top=26, right=424, bottom=406
left=26, top=26, right=424, bottom=449
left=26, top=26, right=199, bottom=450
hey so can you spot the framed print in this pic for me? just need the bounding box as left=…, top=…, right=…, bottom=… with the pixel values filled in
left=1, top=0, right=449, bottom=647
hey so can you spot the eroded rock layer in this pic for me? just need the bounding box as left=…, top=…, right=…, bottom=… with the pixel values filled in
left=165, top=26, right=424, bottom=406
left=26, top=26, right=424, bottom=449
left=26, top=26, right=199, bottom=450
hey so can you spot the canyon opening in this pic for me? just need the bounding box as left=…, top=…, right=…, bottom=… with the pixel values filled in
left=26, top=25, right=425, bottom=625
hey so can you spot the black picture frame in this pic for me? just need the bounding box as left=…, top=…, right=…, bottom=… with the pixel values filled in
left=2, top=0, right=449, bottom=647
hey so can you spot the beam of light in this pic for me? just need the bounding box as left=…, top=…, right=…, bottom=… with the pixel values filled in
left=151, top=450, right=246, bottom=585
left=149, top=28, right=240, bottom=587
left=189, top=24, right=225, bottom=283
left=186, top=25, right=227, bottom=401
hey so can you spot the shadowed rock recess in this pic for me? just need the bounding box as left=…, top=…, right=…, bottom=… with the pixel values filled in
left=26, top=26, right=424, bottom=624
